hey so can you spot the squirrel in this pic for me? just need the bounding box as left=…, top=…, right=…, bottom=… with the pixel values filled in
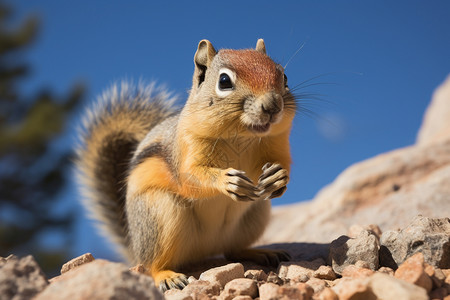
left=76, top=39, right=296, bottom=291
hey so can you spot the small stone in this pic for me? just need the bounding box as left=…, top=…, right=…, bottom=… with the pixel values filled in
left=164, top=289, right=193, bottom=300
left=430, top=287, right=448, bottom=300
left=370, top=273, right=429, bottom=300
left=60, top=253, right=95, bottom=274
left=244, top=269, right=268, bottom=281
left=425, top=263, right=436, bottom=277
left=259, top=282, right=313, bottom=300
left=313, top=265, right=336, bottom=280
left=278, top=258, right=325, bottom=281
left=267, top=271, right=285, bottom=285
left=199, top=263, right=244, bottom=288
left=312, top=287, right=338, bottom=300
left=378, top=266, right=395, bottom=276
left=306, top=277, right=326, bottom=293
left=129, top=263, right=146, bottom=274
left=183, top=280, right=220, bottom=298
left=331, top=277, right=371, bottom=300
left=259, top=283, right=281, bottom=300
left=395, top=252, right=433, bottom=293
left=187, top=276, right=196, bottom=284
left=221, top=278, right=258, bottom=300
left=0, top=255, right=48, bottom=300
left=341, top=265, right=374, bottom=278
left=328, top=230, right=379, bottom=275
left=294, top=282, right=314, bottom=299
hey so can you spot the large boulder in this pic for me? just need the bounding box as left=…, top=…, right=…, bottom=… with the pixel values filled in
left=262, top=74, right=450, bottom=244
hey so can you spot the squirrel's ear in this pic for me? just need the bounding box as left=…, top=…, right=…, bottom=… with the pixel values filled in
left=195, top=40, right=216, bottom=67
left=256, top=39, right=266, bottom=54
left=193, top=40, right=217, bottom=87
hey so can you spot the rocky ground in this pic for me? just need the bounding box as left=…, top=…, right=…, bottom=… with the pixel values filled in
left=1, top=215, right=449, bottom=299
left=1, top=76, right=450, bottom=299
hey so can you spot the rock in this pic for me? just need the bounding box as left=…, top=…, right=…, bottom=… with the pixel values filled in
left=267, top=271, right=287, bottom=285
left=259, top=282, right=313, bottom=300
left=348, top=224, right=382, bottom=240
left=164, top=289, right=194, bottom=300
left=278, top=258, right=325, bottom=281
left=341, top=265, right=374, bottom=278
left=165, top=279, right=220, bottom=300
left=378, top=266, right=395, bottom=276
left=417, top=74, right=450, bottom=145
left=331, top=277, right=371, bottom=300
left=394, top=252, right=433, bottom=293
left=261, top=75, right=450, bottom=246
left=306, top=277, right=326, bottom=293
left=60, top=253, right=95, bottom=274
left=220, top=278, right=258, bottom=300
left=312, top=287, right=338, bottom=300
left=199, top=263, right=244, bottom=288
left=259, top=283, right=281, bottom=300
left=332, top=272, right=429, bottom=300
left=183, top=280, right=220, bottom=297
left=35, top=259, right=163, bottom=300
left=312, top=265, right=336, bottom=280
left=369, top=273, right=429, bottom=300
left=244, top=269, right=268, bottom=281
left=380, top=215, right=450, bottom=269
left=129, top=263, right=146, bottom=274
left=328, top=230, right=379, bottom=275
left=0, top=255, right=48, bottom=300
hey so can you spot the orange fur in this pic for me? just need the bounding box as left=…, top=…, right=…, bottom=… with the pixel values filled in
left=221, top=49, right=283, bottom=95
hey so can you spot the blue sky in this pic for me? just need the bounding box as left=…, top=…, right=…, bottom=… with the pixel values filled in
left=13, top=1, right=450, bottom=260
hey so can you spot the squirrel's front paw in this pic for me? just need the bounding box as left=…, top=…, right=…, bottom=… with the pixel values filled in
left=224, top=169, right=260, bottom=202
left=258, top=163, right=289, bottom=200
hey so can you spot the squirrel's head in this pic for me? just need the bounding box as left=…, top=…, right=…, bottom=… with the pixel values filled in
left=184, top=39, right=296, bottom=138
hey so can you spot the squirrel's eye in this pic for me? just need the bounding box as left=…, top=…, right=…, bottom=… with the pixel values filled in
left=283, top=74, right=288, bottom=88
left=218, top=73, right=233, bottom=90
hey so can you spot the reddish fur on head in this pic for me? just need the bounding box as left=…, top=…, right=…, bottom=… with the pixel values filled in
left=220, top=49, right=283, bottom=95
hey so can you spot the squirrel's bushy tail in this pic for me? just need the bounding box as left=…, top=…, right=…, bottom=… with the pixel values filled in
left=75, top=82, right=177, bottom=261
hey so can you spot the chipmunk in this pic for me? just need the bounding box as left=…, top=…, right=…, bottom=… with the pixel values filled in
left=76, top=39, right=296, bottom=291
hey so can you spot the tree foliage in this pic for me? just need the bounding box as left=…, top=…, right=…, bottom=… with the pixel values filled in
left=0, top=3, right=84, bottom=275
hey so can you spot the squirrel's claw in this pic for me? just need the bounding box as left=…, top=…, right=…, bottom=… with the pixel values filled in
left=225, top=169, right=260, bottom=202
left=158, top=273, right=189, bottom=292
left=258, top=163, right=289, bottom=200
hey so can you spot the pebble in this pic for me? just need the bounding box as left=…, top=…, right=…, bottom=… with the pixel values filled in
left=60, top=253, right=95, bottom=274
left=313, top=265, right=336, bottom=280
left=199, top=263, right=244, bottom=288
left=220, top=278, right=258, bottom=300
left=278, top=258, right=325, bottom=281
left=341, top=264, right=374, bottom=278
left=394, top=252, right=433, bottom=293
left=244, top=269, right=268, bottom=282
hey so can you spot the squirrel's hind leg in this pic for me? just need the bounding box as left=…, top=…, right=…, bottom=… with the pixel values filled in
left=225, top=248, right=290, bottom=268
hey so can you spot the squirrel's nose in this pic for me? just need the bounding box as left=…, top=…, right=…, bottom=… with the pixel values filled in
left=261, top=102, right=281, bottom=116
left=261, top=94, right=283, bottom=122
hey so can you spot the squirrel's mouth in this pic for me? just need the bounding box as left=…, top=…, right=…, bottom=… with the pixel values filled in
left=248, top=123, right=270, bottom=134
